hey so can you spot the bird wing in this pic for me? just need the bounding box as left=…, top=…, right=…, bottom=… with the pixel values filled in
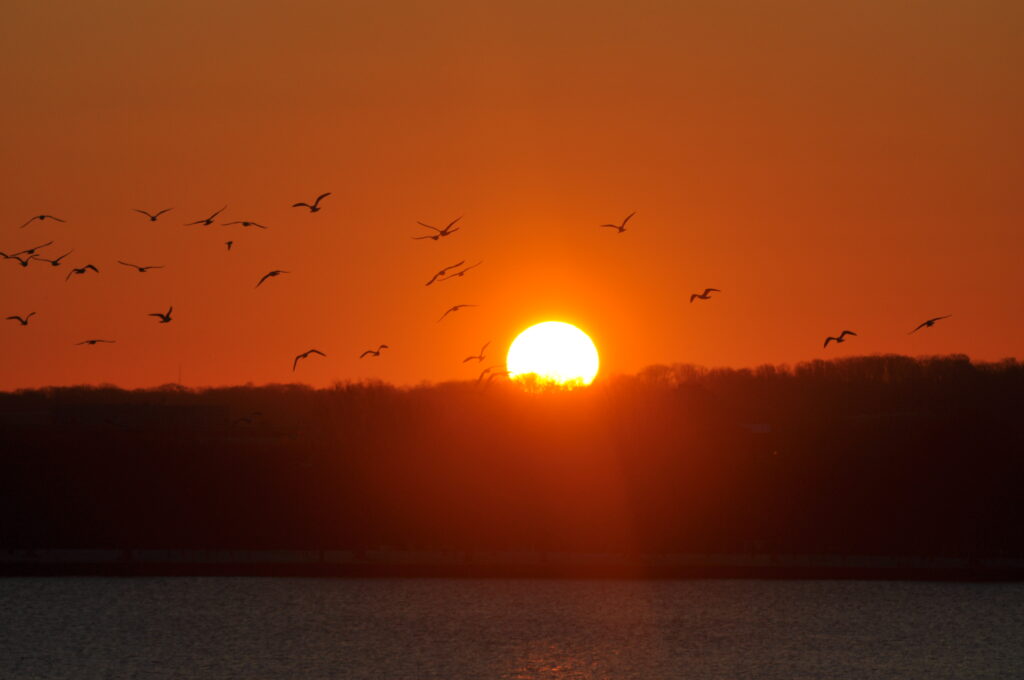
left=184, top=219, right=205, bottom=225
left=704, top=288, right=721, bottom=295
left=446, top=216, right=462, bottom=230
left=622, top=211, right=636, bottom=226
left=315, top=192, right=331, bottom=205
left=689, top=294, right=697, bottom=303
left=47, top=215, right=66, bottom=223
left=292, top=202, right=311, bottom=208
left=909, top=321, right=928, bottom=334
left=256, top=272, right=272, bottom=287
left=86, top=265, right=99, bottom=272
left=480, top=341, right=491, bottom=354
left=292, top=355, right=302, bottom=371
left=425, top=273, right=440, bottom=286
left=441, top=260, right=466, bottom=274
left=133, top=209, right=154, bottom=218
left=27, top=312, right=35, bottom=319
left=416, top=222, right=442, bottom=232
left=462, top=355, right=476, bottom=363
left=930, top=315, right=952, bottom=323
left=310, top=349, right=326, bottom=357
left=438, top=308, right=454, bottom=322
left=599, top=224, right=621, bottom=229
left=824, top=337, right=835, bottom=348
left=444, top=227, right=460, bottom=235
left=840, top=330, right=857, bottom=338
left=211, top=206, right=227, bottom=219
left=412, top=235, right=437, bottom=240
left=167, top=306, right=173, bottom=316
left=359, top=350, right=374, bottom=358
left=19, top=216, right=37, bottom=228
left=155, top=208, right=172, bottom=217
left=65, top=270, right=75, bottom=281
left=148, top=313, right=164, bottom=318
left=251, top=222, right=268, bottom=229
left=117, top=261, right=139, bottom=269
left=5, top=316, right=19, bottom=321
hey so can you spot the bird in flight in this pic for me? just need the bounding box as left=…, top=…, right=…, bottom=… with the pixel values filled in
left=690, top=288, right=721, bottom=303
left=5, top=312, right=35, bottom=326
left=148, top=306, right=173, bottom=324
left=1, top=252, right=34, bottom=268
left=134, top=208, right=173, bottom=222
left=439, top=261, right=483, bottom=282
left=256, top=270, right=289, bottom=287
left=118, top=261, right=164, bottom=273
left=909, top=315, right=952, bottom=334
left=414, top=216, right=462, bottom=240
left=66, top=264, right=100, bottom=282
left=438, top=304, right=477, bottom=322
left=76, top=339, right=115, bottom=345
left=824, top=330, right=857, bottom=348
left=293, top=348, right=327, bottom=371
left=292, top=192, right=331, bottom=213
left=32, top=250, right=73, bottom=267
left=425, top=260, right=465, bottom=286
left=600, top=212, right=635, bottom=233
left=463, top=341, right=491, bottom=363
left=185, top=206, right=227, bottom=226
left=223, top=220, right=269, bottom=229
left=19, top=214, right=65, bottom=229
left=225, top=241, right=234, bottom=251
left=359, top=344, right=389, bottom=358
left=12, top=241, right=54, bottom=257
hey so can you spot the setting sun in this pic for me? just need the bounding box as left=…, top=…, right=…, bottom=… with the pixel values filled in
left=507, top=321, right=599, bottom=388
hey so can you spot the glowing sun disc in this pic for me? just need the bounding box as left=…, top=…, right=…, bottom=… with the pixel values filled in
left=507, top=321, right=599, bottom=388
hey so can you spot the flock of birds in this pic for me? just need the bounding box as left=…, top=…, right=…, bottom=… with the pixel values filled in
left=4, top=200, right=953, bottom=382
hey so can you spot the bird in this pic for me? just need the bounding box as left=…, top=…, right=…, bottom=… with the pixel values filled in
left=293, top=348, right=327, bottom=371
left=256, top=270, right=289, bottom=287
left=600, top=212, right=635, bottom=233
left=425, top=260, right=465, bottom=286
left=5, top=312, right=35, bottom=326
left=134, top=208, right=173, bottom=222
left=413, top=216, right=461, bottom=240
left=185, top=206, right=227, bottom=226
left=439, top=261, right=483, bottom=282
left=76, top=339, right=115, bottom=345
left=824, top=330, right=857, bottom=348
left=463, top=341, right=491, bottom=363
left=32, top=250, right=72, bottom=267
left=690, top=288, right=721, bottom=303
left=1, top=253, right=34, bottom=268
left=359, top=344, right=389, bottom=358
left=223, top=220, right=269, bottom=229
left=13, top=241, right=54, bottom=257
left=66, top=264, right=100, bottom=282
left=292, top=192, right=331, bottom=212
left=225, top=241, right=234, bottom=251
left=148, top=306, right=173, bottom=324
left=438, top=304, right=477, bottom=322
left=118, top=261, right=164, bottom=273
left=476, top=364, right=506, bottom=383
left=909, top=315, right=952, bottom=334
left=19, top=214, right=65, bottom=229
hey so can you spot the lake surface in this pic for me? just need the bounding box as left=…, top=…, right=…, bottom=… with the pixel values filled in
left=1, top=578, right=1022, bottom=679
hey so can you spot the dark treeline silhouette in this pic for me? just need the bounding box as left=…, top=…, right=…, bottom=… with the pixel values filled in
left=1, top=354, right=1022, bottom=559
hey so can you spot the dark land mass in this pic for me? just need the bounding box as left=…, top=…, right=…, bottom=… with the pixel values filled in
left=1, top=354, right=1023, bottom=579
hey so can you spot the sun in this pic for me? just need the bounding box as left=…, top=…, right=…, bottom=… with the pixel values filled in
left=507, top=321, right=599, bottom=389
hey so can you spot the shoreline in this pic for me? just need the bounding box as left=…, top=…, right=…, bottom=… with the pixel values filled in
left=3, top=550, right=1023, bottom=581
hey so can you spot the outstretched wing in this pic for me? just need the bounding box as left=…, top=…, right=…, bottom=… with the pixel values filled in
left=840, top=330, right=857, bottom=338
left=292, top=354, right=302, bottom=371
left=315, top=192, right=331, bottom=205
left=310, top=349, right=326, bottom=358
left=417, top=221, right=442, bottom=232
left=256, top=272, right=272, bottom=287
left=19, top=216, right=38, bottom=228
left=46, top=215, right=67, bottom=223
left=445, top=216, right=462, bottom=230
left=621, top=211, right=636, bottom=226
left=133, top=209, right=153, bottom=218
left=155, top=208, right=173, bottom=218
left=118, top=261, right=139, bottom=269
left=292, top=202, right=312, bottom=209
left=824, top=337, right=835, bottom=348
left=412, top=235, right=437, bottom=240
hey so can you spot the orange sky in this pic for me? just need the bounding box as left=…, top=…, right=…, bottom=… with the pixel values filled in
left=1, top=0, right=1022, bottom=389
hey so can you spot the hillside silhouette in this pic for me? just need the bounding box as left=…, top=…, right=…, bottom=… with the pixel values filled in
left=1, top=355, right=1022, bottom=560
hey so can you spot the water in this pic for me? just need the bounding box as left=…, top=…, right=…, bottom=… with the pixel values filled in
left=1, top=578, right=1023, bottom=679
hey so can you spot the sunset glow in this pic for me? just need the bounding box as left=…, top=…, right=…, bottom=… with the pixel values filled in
left=507, top=321, right=599, bottom=388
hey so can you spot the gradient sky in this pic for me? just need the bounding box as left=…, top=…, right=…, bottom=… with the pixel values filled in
left=1, top=0, right=1021, bottom=389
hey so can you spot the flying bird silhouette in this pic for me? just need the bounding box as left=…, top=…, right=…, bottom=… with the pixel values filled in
left=824, top=330, right=857, bottom=348
left=148, top=306, right=173, bottom=324
left=690, top=288, right=721, bottom=303
left=5, top=312, right=35, bottom=326
left=293, top=348, right=327, bottom=371
left=438, top=304, right=477, bottom=322
left=462, top=341, right=491, bottom=363
left=225, top=241, right=234, bottom=251
left=359, top=344, right=389, bottom=358
left=439, top=261, right=483, bottom=282
left=19, top=214, right=65, bottom=229
left=223, top=220, right=269, bottom=229
left=414, top=216, right=461, bottom=240
left=76, top=339, right=115, bottom=345
left=425, top=260, right=465, bottom=286
left=118, top=261, right=164, bottom=273
left=256, top=270, right=289, bottom=287
left=185, top=206, right=227, bottom=226
left=66, top=264, right=100, bottom=282
left=32, top=250, right=72, bottom=267
left=477, top=364, right=505, bottom=383
left=13, top=241, right=54, bottom=257
left=600, top=212, right=635, bottom=233
left=1, top=253, right=34, bottom=268
left=292, top=192, right=331, bottom=212
left=909, top=315, right=952, bottom=334
left=134, top=208, right=173, bottom=222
